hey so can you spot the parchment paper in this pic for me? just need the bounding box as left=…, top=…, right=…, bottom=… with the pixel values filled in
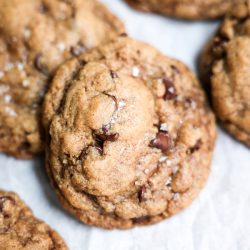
left=1, top=1, right=250, bottom=249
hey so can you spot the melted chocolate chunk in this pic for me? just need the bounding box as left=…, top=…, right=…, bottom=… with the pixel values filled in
left=132, top=216, right=150, bottom=224
left=120, top=33, right=128, bottom=37
left=110, top=70, right=118, bottom=79
left=70, top=43, right=86, bottom=57
left=0, top=196, right=15, bottom=213
left=149, top=132, right=172, bottom=151
left=162, top=77, right=177, bottom=100
left=34, top=54, right=49, bottom=75
left=190, top=139, right=202, bottom=154
left=39, top=3, right=48, bottom=13
left=97, top=133, right=119, bottom=142
left=93, top=131, right=119, bottom=156
left=171, top=65, right=180, bottom=74
left=138, top=185, right=146, bottom=202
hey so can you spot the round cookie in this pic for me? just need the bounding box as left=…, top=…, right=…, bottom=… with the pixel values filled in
left=200, top=1, right=250, bottom=147
left=125, top=0, right=237, bottom=20
left=0, top=190, right=67, bottom=249
left=0, top=0, right=125, bottom=159
left=43, top=37, right=216, bottom=229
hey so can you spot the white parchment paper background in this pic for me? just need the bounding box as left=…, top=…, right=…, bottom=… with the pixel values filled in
left=1, top=1, right=250, bottom=249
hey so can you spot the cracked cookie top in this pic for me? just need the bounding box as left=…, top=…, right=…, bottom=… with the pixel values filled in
left=0, top=0, right=125, bottom=158
left=43, top=37, right=216, bottom=229
left=200, top=0, right=250, bottom=147
left=0, top=190, right=67, bottom=250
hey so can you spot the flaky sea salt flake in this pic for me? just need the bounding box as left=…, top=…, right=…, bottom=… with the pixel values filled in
left=132, top=67, right=140, bottom=77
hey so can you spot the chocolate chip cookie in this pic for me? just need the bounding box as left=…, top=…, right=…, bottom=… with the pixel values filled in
left=43, top=37, right=216, bottom=229
left=125, top=0, right=237, bottom=20
left=0, top=190, right=67, bottom=249
left=200, top=1, right=250, bottom=147
left=0, top=0, right=125, bottom=159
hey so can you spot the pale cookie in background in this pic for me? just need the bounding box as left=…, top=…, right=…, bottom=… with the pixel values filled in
left=43, top=37, right=216, bottom=229
left=0, top=0, right=125, bottom=158
left=200, top=0, right=250, bottom=147
left=0, top=190, right=67, bottom=250
left=124, top=0, right=237, bottom=20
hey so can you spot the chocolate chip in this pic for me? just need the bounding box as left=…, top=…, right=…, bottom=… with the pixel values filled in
left=162, top=77, right=177, bottom=100
left=171, top=65, right=180, bottom=74
left=19, top=142, right=31, bottom=150
left=120, top=33, right=128, bottom=37
left=70, top=43, right=86, bottom=57
left=0, top=196, right=15, bottom=213
left=77, top=147, right=88, bottom=160
left=34, top=54, right=48, bottom=75
left=138, top=185, right=146, bottom=202
left=95, top=134, right=119, bottom=155
left=132, top=216, right=150, bottom=224
left=185, top=98, right=197, bottom=109
left=97, top=133, right=119, bottom=142
left=190, top=139, right=202, bottom=154
left=110, top=70, right=118, bottom=79
left=39, top=3, right=48, bottom=13
left=149, top=132, right=172, bottom=151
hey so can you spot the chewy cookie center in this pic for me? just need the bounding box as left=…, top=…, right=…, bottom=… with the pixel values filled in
left=58, top=64, right=156, bottom=196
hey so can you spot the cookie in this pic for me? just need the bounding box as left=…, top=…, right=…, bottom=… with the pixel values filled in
left=0, top=190, right=67, bottom=249
left=0, top=0, right=125, bottom=159
left=43, top=37, right=216, bottom=229
left=200, top=1, right=250, bottom=147
left=125, top=0, right=237, bottom=20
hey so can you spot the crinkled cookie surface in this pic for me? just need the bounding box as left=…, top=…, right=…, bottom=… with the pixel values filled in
left=0, top=190, right=67, bottom=250
left=125, top=0, right=237, bottom=20
left=200, top=0, right=250, bottom=147
left=0, top=0, right=124, bottom=158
